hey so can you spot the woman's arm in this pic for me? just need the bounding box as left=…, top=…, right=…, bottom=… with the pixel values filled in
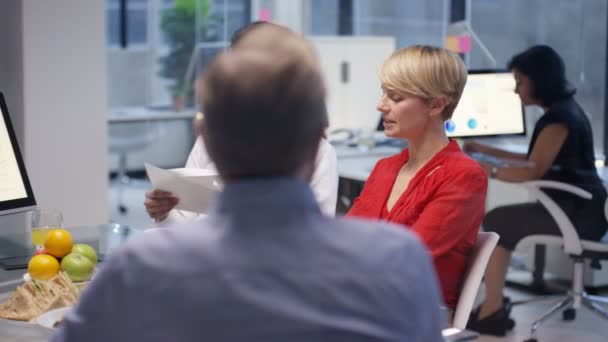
left=464, top=141, right=528, bottom=161
left=484, top=124, right=569, bottom=182
left=310, top=139, right=338, bottom=216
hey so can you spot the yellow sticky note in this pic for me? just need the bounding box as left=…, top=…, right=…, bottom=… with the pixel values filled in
left=445, top=36, right=460, bottom=53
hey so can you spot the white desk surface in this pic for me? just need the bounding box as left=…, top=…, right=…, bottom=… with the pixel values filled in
left=335, top=139, right=607, bottom=183
left=599, top=166, right=608, bottom=182
left=334, top=138, right=528, bottom=182
left=335, top=145, right=401, bottom=182
left=108, top=107, right=196, bottom=123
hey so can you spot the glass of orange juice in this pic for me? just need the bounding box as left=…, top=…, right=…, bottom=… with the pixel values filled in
left=31, top=209, right=63, bottom=249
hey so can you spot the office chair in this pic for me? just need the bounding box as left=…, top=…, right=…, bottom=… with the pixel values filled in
left=108, top=121, right=160, bottom=214
left=452, top=231, right=500, bottom=330
left=512, top=180, right=608, bottom=342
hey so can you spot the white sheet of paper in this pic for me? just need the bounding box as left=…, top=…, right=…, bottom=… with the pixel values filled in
left=145, top=163, right=221, bottom=214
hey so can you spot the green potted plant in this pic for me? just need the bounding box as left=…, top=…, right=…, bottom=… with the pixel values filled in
left=159, top=0, right=219, bottom=111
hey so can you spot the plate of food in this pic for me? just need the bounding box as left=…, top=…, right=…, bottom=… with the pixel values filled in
left=36, top=306, right=72, bottom=329
left=0, top=272, right=80, bottom=324
left=0, top=229, right=95, bottom=329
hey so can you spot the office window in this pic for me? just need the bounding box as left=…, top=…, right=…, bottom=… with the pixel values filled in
left=352, top=0, right=446, bottom=48
left=106, top=0, right=149, bottom=47
left=309, top=0, right=340, bottom=35
left=309, top=0, right=448, bottom=49
left=105, top=0, right=250, bottom=196
left=106, top=0, right=249, bottom=108
left=469, top=0, right=606, bottom=159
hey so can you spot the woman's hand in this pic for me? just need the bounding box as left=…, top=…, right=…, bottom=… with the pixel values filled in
left=144, top=189, right=179, bottom=221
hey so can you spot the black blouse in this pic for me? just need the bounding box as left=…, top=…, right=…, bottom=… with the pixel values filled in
left=528, top=96, right=607, bottom=236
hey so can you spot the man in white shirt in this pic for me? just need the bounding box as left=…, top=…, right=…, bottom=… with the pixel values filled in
left=144, top=22, right=338, bottom=221
left=146, top=135, right=337, bottom=222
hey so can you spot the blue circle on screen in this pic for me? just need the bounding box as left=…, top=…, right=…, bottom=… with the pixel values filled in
left=445, top=120, right=456, bottom=133
left=467, top=118, right=478, bottom=129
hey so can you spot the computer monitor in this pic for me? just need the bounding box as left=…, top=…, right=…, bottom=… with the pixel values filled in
left=0, top=93, right=36, bottom=269
left=0, top=92, right=36, bottom=216
left=445, top=70, right=525, bottom=138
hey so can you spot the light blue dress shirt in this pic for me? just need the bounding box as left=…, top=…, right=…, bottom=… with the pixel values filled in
left=52, top=178, right=444, bottom=342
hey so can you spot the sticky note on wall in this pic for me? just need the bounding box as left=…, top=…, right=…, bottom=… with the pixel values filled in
left=458, top=35, right=472, bottom=53
left=259, top=7, right=271, bottom=21
left=445, top=35, right=472, bottom=53
left=445, top=36, right=460, bottom=53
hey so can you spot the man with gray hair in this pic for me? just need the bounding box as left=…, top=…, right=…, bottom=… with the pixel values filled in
left=52, top=25, right=444, bottom=342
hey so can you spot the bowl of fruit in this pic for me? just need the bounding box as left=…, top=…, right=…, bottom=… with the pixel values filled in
left=27, top=229, right=97, bottom=284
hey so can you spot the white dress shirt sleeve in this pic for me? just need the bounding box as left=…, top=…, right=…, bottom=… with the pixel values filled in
left=154, top=137, right=212, bottom=227
left=311, top=139, right=338, bottom=217
left=155, top=137, right=338, bottom=226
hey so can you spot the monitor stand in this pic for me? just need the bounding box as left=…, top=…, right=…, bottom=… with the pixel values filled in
left=0, top=211, right=34, bottom=270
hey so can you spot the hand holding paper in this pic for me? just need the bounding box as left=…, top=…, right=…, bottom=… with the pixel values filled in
left=145, top=163, right=221, bottom=214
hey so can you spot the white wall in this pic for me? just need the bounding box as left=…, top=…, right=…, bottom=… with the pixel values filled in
left=310, top=36, right=395, bottom=132
left=0, top=2, right=24, bottom=148
left=20, top=0, right=108, bottom=226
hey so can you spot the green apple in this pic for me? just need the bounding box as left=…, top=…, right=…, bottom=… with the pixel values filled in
left=61, top=253, right=94, bottom=282
left=71, top=244, right=98, bottom=266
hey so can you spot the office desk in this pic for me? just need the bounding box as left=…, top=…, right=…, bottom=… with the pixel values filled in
left=599, top=166, right=608, bottom=182
left=336, top=145, right=401, bottom=182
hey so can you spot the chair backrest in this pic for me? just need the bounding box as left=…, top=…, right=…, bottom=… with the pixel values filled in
left=452, top=231, right=499, bottom=329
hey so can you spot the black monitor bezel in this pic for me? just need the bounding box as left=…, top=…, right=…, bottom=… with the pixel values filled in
left=0, top=92, right=36, bottom=213
left=449, top=69, right=527, bottom=139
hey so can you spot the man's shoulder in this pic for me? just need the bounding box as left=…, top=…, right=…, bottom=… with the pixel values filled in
left=118, top=221, right=220, bottom=267
left=329, top=217, right=428, bottom=263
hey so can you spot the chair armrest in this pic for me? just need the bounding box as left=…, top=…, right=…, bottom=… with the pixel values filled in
left=520, top=181, right=592, bottom=255
left=523, top=180, right=592, bottom=199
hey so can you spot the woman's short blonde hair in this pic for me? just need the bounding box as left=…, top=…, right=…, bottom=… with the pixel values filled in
left=380, top=45, right=467, bottom=120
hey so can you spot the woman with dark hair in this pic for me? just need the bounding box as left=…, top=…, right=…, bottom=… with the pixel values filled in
left=465, top=45, right=607, bottom=335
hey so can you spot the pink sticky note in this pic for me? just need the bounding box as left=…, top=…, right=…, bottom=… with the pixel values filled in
left=259, top=7, right=271, bottom=21
left=458, top=35, right=472, bottom=53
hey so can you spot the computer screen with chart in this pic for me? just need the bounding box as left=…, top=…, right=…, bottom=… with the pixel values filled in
left=446, top=70, right=525, bottom=138
left=0, top=92, right=35, bottom=215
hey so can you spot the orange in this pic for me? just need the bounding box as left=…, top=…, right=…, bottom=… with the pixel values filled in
left=28, top=254, right=60, bottom=280
left=44, top=229, right=73, bottom=258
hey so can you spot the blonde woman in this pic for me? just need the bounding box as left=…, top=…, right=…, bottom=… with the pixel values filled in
left=347, top=46, right=488, bottom=311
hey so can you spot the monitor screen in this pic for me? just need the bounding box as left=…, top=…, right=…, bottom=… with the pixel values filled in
left=446, top=70, right=525, bottom=138
left=0, top=93, right=35, bottom=214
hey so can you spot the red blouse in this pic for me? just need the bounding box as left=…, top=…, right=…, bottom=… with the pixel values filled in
left=346, top=140, right=488, bottom=308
